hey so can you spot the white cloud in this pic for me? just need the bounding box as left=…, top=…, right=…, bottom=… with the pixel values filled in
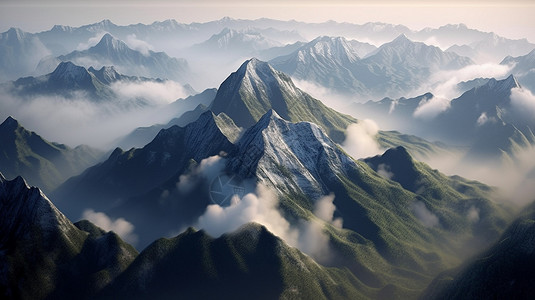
left=177, top=155, right=227, bottom=194
left=298, top=194, right=343, bottom=263
left=196, top=184, right=298, bottom=245
left=82, top=209, right=138, bottom=245
left=196, top=185, right=342, bottom=264
left=510, top=87, right=535, bottom=119
left=111, top=80, right=191, bottom=105
left=377, top=163, right=394, bottom=180
left=411, top=200, right=439, bottom=227
left=342, top=119, right=383, bottom=159
left=0, top=85, right=188, bottom=149
left=467, top=205, right=480, bottom=223
left=420, top=63, right=513, bottom=100
left=125, top=34, right=154, bottom=56
left=476, top=112, right=488, bottom=126
left=413, top=95, right=450, bottom=120
left=291, top=78, right=353, bottom=110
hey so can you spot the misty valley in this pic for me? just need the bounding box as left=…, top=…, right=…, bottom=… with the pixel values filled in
left=1, top=17, right=535, bottom=300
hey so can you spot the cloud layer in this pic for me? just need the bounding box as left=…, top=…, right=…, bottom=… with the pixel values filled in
left=342, top=119, right=383, bottom=159
left=82, top=209, right=138, bottom=245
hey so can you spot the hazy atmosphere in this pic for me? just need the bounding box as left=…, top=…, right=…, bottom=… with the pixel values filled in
left=1, top=1, right=535, bottom=299
left=2, top=0, right=535, bottom=42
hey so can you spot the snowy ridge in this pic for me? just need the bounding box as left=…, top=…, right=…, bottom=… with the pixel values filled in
left=0, top=173, right=76, bottom=248
left=93, top=33, right=130, bottom=54
left=474, top=74, right=520, bottom=95
left=50, top=61, right=92, bottom=83
left=230, top=110, right=356, bottom=198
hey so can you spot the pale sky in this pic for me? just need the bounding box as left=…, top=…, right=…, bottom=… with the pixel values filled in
left=2, top=0, right=535, bottom=42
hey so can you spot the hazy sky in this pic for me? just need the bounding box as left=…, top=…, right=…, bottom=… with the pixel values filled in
left=2, top=0, right=535, bottom=42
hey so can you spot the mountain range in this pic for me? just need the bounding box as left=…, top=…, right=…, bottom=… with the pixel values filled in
left=351, top=75, right=535, bottom=162
left=0, top=173, right=138, bottom=299
left=271, top=34, right=474, bottom=99
left=0, top=28, right=50, bottom=82
left=49, top=60, right=513, bottom=298
left=501, top=48, right=535, bottom=91
left=4, top=61, right=194, bottom=104
left=36, top=33, right=191, bottom=83
left=2, top=17, right=535, bottom=300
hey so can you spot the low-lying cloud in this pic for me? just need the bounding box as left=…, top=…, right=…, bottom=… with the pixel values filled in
left=342, top=119, right=384, bottom=159
left=0, top=80, right=193, bottom=149
left=82, top=209, right=138, bottom=245
left=197, top=184, right=298, bottom=243
left=125, top=34, right=155, bottom=56
left=421, top=143, right=535, bottom=207
left=417, top=63, right=513, bottom=100
left=111, top=80, right=191, bottom=105
left=467, top=206, right=480, bottom=223
left=377, top=163, right=394, bottom=180
left=510, top=87, right=535, bottom=121
left=411, top=200, right=439, bottom=227
left=177, top=155, right=227, bottom=194
left=196, top=185, right=343, bottom=264
left=413, top=95, right=450, bottom=120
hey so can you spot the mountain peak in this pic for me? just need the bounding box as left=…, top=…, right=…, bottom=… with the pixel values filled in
left=97, top=19, right=115, bottom=27
left=4, top=27, right=26, bottom=41
left=482, top=74, right=520, bottom=93
left=50, top=61, right=91, bottom=82
left=93, top=33, right=129, bottom=53
left=88, top=65, right=121, bottom=83
left=1, top=116, right=20, bottom=129
left=392, top=33, right=411, bottom=43
left=257, top=109, right=282, bottom=126
left=380, top=146, right=413, bottom=163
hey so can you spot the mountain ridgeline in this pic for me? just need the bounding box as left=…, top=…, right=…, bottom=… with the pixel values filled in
left=0, top=116, right=102, bottom=193
left=1, top=18, right=534, bottom=299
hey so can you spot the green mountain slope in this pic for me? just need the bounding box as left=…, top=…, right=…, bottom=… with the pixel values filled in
left=100, top=223, right=368, bottom=300
left=0, top=173, right=137, bottom=299
left=0, top=116, right=102, bottom=192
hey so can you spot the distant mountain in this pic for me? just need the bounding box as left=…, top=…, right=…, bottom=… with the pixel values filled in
left=116, top=88, right=218, bottom=149
left=0, top=173, right=138, bottom=299
left=351, top=75, right=534, bottom=161
left=189, top=28, right=282, bottom=58
left=501, top=48, right=535, bottom=91
left=99, top=223, right=365, bottom=299
left=422, top=202, right=535, bottom=299
left=36, top=34, right=190, bottom=82
left=5, top=61, right=195, bottom=106
left=450, top=33, right=534, bottom=63
left=0, top=116, right=102, bottom=193
left=270, top=36, right=370, bottom=95
left=409, top=23, right=535, bottom=63
left=0, top=27, right=50, bottom=82
left=271, top=34, right=474, bottom=98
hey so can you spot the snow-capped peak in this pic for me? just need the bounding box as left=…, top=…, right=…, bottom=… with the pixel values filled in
left=93, top=33, right=129, bottom=53
left=231, top=110, right=356, bottom=197
left=1, top=116, right=19, bottom=129
left=481, top=74, right=520, bottom=93
left=0, top=173, right=76, bottom=246
left=88, top=65, right=121, bottom=83
left=50, top=61, right=91, bottom=82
